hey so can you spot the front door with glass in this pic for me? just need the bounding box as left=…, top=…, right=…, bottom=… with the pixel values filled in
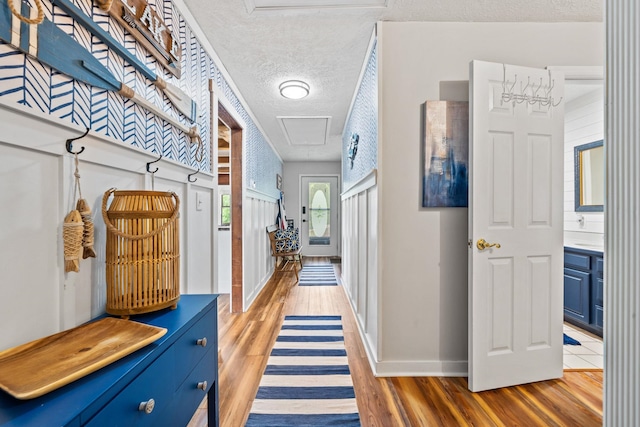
left=300, top=176, right=339, bottom=256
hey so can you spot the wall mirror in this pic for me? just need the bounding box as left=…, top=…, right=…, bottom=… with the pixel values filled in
left=575, top=140, right=604, bottom=212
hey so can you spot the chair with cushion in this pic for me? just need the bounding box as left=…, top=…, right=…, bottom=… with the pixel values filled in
left=266, top=224, right=303, bottom=279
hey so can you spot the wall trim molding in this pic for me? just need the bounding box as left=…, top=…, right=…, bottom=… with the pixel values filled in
left=342, top=168, right=377, bottom=199
left=372, top=360, right=468, bottom=377
left=246, top=187, right=279, bottom=202
left=0, top=100, right=215, bottom=189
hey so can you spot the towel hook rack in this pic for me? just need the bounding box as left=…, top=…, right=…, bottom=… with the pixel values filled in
left=146, top=154, right=162, bottom=174
left=187, top=168, right=199, bottom=183
left=65, top=127, right=90, bottom=155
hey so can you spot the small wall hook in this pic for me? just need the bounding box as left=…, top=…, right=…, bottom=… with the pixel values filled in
left=146, top=154, right=162, bottom=173
left=187, top=168, right=199, bottom=183
left=66, top=127, right=90, bottom=155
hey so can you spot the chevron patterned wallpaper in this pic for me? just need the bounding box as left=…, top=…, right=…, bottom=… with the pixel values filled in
left=0, top=0, right=282, bottom=198
left=343, top=41, right=377, bottom=190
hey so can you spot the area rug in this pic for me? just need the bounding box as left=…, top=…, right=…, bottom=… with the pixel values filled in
left=563, top=333, right=581, bottom=346
left=298, top=264, right=338, bottom=286
left=245, top=315, right=361, bottom=427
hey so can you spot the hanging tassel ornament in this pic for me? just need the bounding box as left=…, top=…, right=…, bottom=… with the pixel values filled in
left=63, top=210, right=84, bottom=272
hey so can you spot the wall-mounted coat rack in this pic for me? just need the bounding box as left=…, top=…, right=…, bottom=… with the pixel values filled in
left=65, top=128, right=90, bottom=154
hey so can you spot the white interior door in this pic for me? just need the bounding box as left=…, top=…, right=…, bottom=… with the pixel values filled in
left=300, top=176, right=339, bottom=256
left=468, top=60, right=565, bottom=392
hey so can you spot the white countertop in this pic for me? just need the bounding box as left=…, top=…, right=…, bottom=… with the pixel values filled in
left=564, top=241, right=604, bottom=253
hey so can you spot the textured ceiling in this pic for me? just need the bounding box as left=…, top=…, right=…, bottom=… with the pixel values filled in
left=181, top=0, right=602, bottom=161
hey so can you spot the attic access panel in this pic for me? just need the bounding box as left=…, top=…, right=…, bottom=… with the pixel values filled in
left=277, top=116, right=331, bottom=146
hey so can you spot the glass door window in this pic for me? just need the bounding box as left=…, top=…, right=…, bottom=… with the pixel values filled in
left=308, top=182, right=331, bottom=245
left=300, top=176, right=339, bottom=256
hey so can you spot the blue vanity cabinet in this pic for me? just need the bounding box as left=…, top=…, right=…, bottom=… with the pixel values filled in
left=0, top=294, right=219, bottom=427
left=563, top=247, right=603, bottom=337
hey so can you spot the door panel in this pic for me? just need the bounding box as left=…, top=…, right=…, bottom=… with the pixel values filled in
left=489, top=132, right=514, bottom=226
left=488, top=257, right=514, bottom=355
left=469, top=60, right=564, bottom=392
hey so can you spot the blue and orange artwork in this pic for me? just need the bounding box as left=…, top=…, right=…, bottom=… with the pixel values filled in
left=422, top=101, right=469, bottom=208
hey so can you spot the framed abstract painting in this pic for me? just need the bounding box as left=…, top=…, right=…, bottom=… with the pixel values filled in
left=422, top=101, right=469, bottom=208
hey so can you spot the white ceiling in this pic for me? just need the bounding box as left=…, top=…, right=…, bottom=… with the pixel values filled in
left=181, top=0, right=602, bottom=162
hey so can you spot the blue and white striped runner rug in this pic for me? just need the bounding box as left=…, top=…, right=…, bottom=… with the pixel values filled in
left=298, top=264, right=338, bottom=286
left=245, top=315, right=361, bottom=426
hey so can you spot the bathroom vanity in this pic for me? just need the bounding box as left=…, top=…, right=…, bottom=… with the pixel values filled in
left=564, top=246, right=603, bottom=337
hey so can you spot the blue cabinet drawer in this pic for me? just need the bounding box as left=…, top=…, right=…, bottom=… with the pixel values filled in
left=564, top=252, right=591, bottom=271
left=166, top=350, right=216, bottom=427
left=84, top=348, right=176, bottom=427
left=172, top=307, right=217, bottom=389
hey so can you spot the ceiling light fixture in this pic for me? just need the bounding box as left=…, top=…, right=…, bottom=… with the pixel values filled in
left=279, top=80, right=310, bottom=99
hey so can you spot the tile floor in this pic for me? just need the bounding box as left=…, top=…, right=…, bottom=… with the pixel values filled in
left=563, top=322, right=604, bottom=369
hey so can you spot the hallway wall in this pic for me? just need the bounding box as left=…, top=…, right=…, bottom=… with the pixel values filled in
left=282, top=161, right=341, bottom=231
left=343, top=21, right=604, bottom=376
left=0, top=102, right=216, bottom=350
left=0, top=0, right=282, bottom=349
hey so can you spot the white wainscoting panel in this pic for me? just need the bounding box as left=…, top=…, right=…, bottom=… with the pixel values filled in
left=0, top=145, right=62, bottom=350
left=341, top=170, right=379, bottom=370
left=243, top=191, right=277, bottom=309
left=0, top=101, right=216, bottom=352
left=186, top=185, right=215, bottom=295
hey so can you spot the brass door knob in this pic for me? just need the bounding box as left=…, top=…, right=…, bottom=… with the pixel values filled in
left=477, top=238, right=501, bottom=250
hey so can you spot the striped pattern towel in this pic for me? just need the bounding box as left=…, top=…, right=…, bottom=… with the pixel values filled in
left=298, top=264, right=338, bottom=286
left=245, top=315, right=361, bottom=426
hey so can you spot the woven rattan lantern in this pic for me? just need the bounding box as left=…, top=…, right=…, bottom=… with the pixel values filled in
left=102, top=189, right=180, bottom=318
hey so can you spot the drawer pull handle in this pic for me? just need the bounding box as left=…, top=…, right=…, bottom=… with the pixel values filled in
left=138, top=398, right=155, bottom=414
left=196, top=337, right=207, bottom=347
left=197, top=381, right=208, bottom=391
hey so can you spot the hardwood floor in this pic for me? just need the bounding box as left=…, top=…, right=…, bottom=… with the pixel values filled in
left=189, top=258, right=603, bottom=426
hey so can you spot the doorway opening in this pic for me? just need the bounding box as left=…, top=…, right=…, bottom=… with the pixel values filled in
left=561, top=73, right=604, bottom=370
left=215, top=119, right=232, bottom=296
left=218, top=102, right=244, bottom=313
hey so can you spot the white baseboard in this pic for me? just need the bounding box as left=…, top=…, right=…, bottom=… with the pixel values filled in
left=372, top=360, right=468, bottom=377
left=340, top=274, right=468, bottom=378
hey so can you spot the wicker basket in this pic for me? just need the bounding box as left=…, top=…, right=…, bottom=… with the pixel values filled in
left=102, top=189, right=180, bottom=317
